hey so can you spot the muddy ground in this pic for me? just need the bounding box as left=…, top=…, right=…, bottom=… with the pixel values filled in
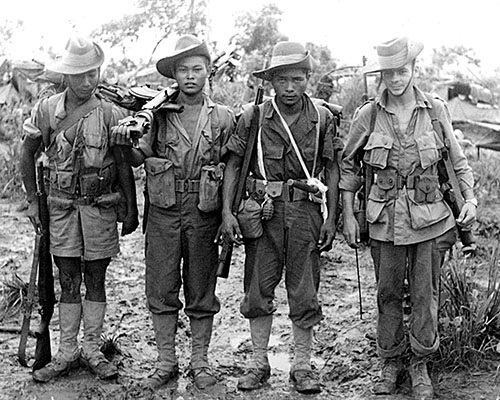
left=0, top=195, right=499, bottom=400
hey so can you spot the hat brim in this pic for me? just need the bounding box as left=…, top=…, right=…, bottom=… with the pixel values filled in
left=156, top=42, right=211, bottom=79
left=253, top=54, right=317, bottom=81
left=363, top=42, right=423, bottom=74
left=46, top=42, right=104, bottom=75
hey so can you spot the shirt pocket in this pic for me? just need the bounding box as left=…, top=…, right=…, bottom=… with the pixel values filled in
left=363, top=132, right=394, bottom=169
left=415, top=130, right=441, bottom=169
left=144, top=157, right=176, bottom=209
left=407, top=189, right=451, bottom=230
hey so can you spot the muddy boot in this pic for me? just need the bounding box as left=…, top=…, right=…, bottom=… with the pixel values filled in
left=32, top=303, right=81, bottom=383
left=289, top=323, right=321, bottom=394
left=372, top=357, right=403, bottom=395
left=409, top=356, right=433, bottom=400
left=146, top=313, right=179, bottom=390
left=189, top=316, right=217, bottom=389
left=237, top=315, right=272, bottom=391
left=81, top=300, right=118, bottom=380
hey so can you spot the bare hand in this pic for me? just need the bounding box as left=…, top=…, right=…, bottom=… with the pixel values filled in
left=121, top=211, right=139, bottom=236
left=456, top=202, right=476, bottom=228
left=217, top=213, right=243, bottom=246
left=317, top=220, right=336, bottom=252
left=343, top=213, right=360, bottom=249
left=25, top=201, right=41, bottom=232
left=110, top=116, right=148, bottom=147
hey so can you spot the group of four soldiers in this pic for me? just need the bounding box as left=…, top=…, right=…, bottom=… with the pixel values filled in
left=20, top=34, right=476, bottom=400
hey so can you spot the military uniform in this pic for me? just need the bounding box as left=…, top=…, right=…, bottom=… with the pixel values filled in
left=340, top=86, right=474, bottom=358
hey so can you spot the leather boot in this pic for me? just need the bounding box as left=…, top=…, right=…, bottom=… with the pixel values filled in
left=189, top=316, right=217, bottom=389
left=409, top=356, right=434, bottom=400
left=81, top=300, right=118, bottom=380
left=32, top=303, right=81, bottom=383
left=290, top=323, right=321, bottom=394
left=372, top=357, right=403, bottom=395
left=237, top=315, right=272, bottom=391
left=145, top=313, right=179, bottom=390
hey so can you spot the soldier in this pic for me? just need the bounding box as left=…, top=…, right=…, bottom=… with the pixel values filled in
left=221, top=41, right=342, bottom=394
left=111, top=35, right=235, bottom=390
left=340, top=37, right=477, bottom=400
left=20, top=36, right=138, bottom=382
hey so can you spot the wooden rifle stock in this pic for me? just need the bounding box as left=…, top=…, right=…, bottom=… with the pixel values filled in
left=217, top=73, right=265, bottom=278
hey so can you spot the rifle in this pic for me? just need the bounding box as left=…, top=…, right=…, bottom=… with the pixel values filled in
left=18, top=162, right=55, bottom=370
left=427, top=103, right=477, bottom=255
left=216, top=63, right=266, bottom=278
left=33, top=162, right=55, bottom=370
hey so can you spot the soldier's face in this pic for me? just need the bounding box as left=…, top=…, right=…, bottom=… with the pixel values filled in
left=381, top=62, right=414, bottom=97
left=271, top=69, right=309, bottom=107
left=174, top=56, right=209, bottom=95
left=65, top=69, right=99, bottom=101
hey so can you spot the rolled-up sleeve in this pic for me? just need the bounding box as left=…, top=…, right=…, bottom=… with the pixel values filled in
left=339, top=103, right=372, bottom=192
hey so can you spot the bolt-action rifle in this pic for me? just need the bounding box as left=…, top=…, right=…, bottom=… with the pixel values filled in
left=216, top=64, right=266, bottom=278
left=18, top=162, right=55, bottom=370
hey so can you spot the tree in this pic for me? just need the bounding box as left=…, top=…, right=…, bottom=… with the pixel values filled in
left=0, top=20, right=24, bottom=56
left=92, top=0, right=208, bottom=64
left=234, top=3, right=288, bottom=57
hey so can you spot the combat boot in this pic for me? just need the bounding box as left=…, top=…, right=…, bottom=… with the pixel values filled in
left=409, top=356, right=433, bottom=400
left=237, top=315, right=273, bottom=391
left=189, top=316, right=217, bottom=389
left=145, top=312, right=179, bottom=390
left=81, top=300, right=118, bottom=380
left=290, top=323, right=321, bottom=394
left=372, top=357, right=403, bottom=395
left=32, top=303, right=81, bottom=383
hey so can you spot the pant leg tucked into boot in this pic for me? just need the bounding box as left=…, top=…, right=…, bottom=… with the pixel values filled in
left=33, top=303, right=81, bottom=383
left=81, top=300, right=118, bottom=380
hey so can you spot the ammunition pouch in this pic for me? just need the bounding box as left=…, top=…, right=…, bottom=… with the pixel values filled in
left=198, top=162, right=225, bottom=213
left=144, top=157, right=176, bottom=209
left=245, top=178, right=310, bottom=202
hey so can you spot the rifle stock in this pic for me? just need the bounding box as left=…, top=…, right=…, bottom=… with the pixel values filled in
left=217, top=68, right=265, bottom=278
left=32, top=162, right=55, bottom=371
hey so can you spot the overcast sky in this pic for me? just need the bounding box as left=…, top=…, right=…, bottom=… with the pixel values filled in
left=2, top=0, right=500, bottom=74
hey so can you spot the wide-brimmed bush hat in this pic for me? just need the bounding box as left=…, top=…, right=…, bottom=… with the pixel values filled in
left=253, top=41, right=317, bottom=81
left=46, top=37, right=104, bottom=75
left=156, top=34, right=211, bottom=79
left=364, top=36, right=423, bottom=74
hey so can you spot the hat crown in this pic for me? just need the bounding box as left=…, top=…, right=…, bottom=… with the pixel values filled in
left=174, top=34, right=203, bottom=52
left=378, top=37, right=409, bottom=56
left=271, top=41, right=308, bottom=58
left=65, top=36, right=97, bottom=56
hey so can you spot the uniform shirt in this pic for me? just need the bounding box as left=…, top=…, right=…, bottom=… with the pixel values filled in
left=138, top=95, right=235, bottom=180
left=340, top=86, right=474, bottom=245
left=23, top=89, right=128, bottom=192
left=225, top=95, right=339, bottom=180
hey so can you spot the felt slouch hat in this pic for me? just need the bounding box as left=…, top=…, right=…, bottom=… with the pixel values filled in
left=364, top=36, right=423, bottom=73
left=46, top=36, right=104, bottom=75
left=156, top=34, right=211, bottom=79
left=253, top=41, right=317, bottom=81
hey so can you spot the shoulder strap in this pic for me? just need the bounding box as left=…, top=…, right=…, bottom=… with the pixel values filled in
left=424, top=93, right=448, bottom=149
left=210, top=104, right=220, bottom=164
left=44, top=96, right=101, bottom=149
left=369, top=99, right=377, bottom=135
left=101, top=99, right=113, bottom=129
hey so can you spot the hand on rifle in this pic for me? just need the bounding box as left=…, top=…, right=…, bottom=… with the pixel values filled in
left=218, top=212, right=243, bottom=246
left=456, top=201, right=476, bottom=229
left=25, top=200, right=41, bottom=233
left=111, top=115, right=149, bottom=147
left=343, top=213, right=360, bottom=249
